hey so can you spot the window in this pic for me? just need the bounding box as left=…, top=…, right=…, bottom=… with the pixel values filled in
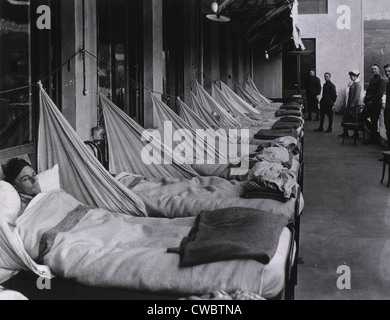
left=299, top=0, right=328, bottom=15
left=0, top=0, right=32, bottom=150
left=97, top=0, right=143, bottom=123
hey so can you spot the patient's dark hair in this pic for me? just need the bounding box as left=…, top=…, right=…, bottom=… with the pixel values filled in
left=3, top=158, right=32, bottom=184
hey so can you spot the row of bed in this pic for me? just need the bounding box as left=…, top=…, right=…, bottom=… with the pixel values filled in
left=0, top=78, right=305, bottom=300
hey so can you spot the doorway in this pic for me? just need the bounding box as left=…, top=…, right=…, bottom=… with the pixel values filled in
left=282, top=39, right=316, bottom=99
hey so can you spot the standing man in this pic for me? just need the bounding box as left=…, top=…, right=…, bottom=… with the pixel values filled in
left=384, top=64, right=390, bottom=150
left=315, top=72, right=337, bottom=133
left=364, top=64, right=387, bottom=144
left=305, top=69, right=322, bottom=121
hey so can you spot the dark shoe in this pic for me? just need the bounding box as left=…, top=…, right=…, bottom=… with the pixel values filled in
left=314, top=128, right=324, bottom=132
left=325, top=128, right=332, bottom=133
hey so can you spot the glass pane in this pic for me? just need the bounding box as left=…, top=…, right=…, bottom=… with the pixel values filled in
left=302, top=39, right=316, bottom=52
left=299, top=0, right=328, bottom=15
left=0, top=0, right=31, bottom=150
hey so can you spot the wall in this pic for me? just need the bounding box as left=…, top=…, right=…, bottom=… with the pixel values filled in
left=298, top=0, right=364, bottom=109
left=253, top=42, right=283, bottom=99
left=252, top=0, right=364, bottom=104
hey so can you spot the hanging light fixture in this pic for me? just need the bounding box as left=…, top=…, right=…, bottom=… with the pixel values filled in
left=207, top=0, right=231, bottom=23
left=211, top=0, right=219, bottom=13
left=265, top=51, right=269, bottom=60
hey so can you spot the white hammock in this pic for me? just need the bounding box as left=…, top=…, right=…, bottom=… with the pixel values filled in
left=38, top=85, right=147, bottom=216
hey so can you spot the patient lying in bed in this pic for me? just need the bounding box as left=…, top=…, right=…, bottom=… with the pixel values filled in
left=2, top=158, right=42, bottom=216
left=13, top=188, right=291, bottom=299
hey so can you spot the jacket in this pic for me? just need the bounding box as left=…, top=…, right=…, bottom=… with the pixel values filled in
left=364, top=75, right=386, bottom=107
left=347, top=81, right=362, bottom=109
left=306, top=76, right=322, bottom=97
left=320, top=81, right=337, bottom=107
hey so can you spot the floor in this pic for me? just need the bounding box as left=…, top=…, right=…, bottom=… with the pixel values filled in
left=295, top=115, right=390, bottom=300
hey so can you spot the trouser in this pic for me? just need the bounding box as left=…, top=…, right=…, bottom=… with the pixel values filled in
left=319, top=104, right=333, bottom=129
left=306, top=96, right=319, bottom=119
left=367, top=104, right=382, bottom=140
left=385, top=108, right=390, bottom=149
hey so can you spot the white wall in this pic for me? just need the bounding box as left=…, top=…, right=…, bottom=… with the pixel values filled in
left=252, top=0, right=364, bottom=106
left=298, top=0, right=364, bottom=108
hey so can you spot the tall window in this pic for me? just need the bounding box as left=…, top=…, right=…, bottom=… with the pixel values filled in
left=0, top=0, right=32, bottom=150
left=299, top=0, right=328, bottom=15
left=97, top=0, right=143, bottom=123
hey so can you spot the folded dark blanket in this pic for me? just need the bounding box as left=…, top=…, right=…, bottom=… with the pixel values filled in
left=242, top=192, right=288, bottom=203
left=242, top=182, right=296, bottom=202
left=279, top=104, right=303, bottom=111
left=254, top=129, right=299, bottom=140
left=275, top=110, right=303, bottom=118
left=279, top=116, right=304, bottom=124
left=272, top=122, right=301, bottom=130
left=169, top=207, right=289, bottom=267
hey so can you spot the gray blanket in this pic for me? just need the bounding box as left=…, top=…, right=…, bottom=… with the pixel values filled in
left=174, top=207, right=289, bottom=267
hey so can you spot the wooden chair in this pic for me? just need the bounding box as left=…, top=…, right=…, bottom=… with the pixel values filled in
left=380, top=151, right=390, bottom=188
left=342, top=105, right=367, bottom=146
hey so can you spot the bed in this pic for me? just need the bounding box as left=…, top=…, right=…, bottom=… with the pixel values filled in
left=1, top=186, right=297, bottom=300
left=0, top=85, right=304, bottom=300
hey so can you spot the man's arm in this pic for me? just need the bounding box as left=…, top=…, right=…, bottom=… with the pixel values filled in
left=374, top=78, right=387, bottom=105
left=316, top=78, right=322, bottom=99
left=331, top=83, right=338, bottom=103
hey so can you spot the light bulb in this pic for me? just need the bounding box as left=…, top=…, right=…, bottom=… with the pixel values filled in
left=265, top=51, right=269, bottom=60
left=211, top=1, right=219, bottom=13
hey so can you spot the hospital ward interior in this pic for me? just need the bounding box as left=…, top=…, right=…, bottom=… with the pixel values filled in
left=1, top=0, right=390, bottom=301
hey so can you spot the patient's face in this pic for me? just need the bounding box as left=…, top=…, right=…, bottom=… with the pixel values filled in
left=13, top=166, right=41, bottom=197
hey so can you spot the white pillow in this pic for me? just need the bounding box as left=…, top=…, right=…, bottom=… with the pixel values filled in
left=37, top=164, right=61, bottom=193
left=0, top=181, right=21, bottom=226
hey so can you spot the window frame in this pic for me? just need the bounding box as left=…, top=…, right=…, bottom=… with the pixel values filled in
left=298, top=0, right=328, bottom=15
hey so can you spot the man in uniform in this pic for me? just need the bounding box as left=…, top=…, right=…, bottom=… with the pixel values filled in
left=364, top=64, right=387, bottom=144
left=314, top=72, right=337, bottom=133
left=305, top=69, right=322, bottom=121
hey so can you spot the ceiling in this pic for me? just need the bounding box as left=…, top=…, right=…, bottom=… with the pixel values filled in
left=201, top=0, right=295, bottom=45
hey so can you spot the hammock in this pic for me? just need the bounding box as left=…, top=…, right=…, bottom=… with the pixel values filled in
left=177, top=97, right=212, bottom=131
left=212, top=83, right=248, bottom=119
left=246, top=75, right=272, bottom=104
left=219, top=81, right=261, bottom=115
left=151, top=93, right=228, bottom=163
left=244, top=83, right=272, bottom=106
left=99, top=93, right=198, bottom=179
left=235, top=81, right=270, bottom=110
left=192, top=80, right=242, bottom=128
left=190, top=92, right=222, bottom=129
left=38, top=85, right=147, bottom=216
